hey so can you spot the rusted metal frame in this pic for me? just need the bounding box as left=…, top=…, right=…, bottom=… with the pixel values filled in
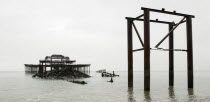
left=169, top=23, right=174, bottom=86
left=155, top=17, right=186, bottom=48
left=144, top=9, right=150, bottom=91
left=186, top=16, right=193, bottom=88
left=133, top=48, right=187, bottom=52
left=127, top=18, right=133, bottom=87
left=141, top=7, right=195, bottom=18
left=179, top=20, right=186, bottom=24
left=133, top=48, right=144, bottom=52
left=126, top=17, right=173, bottom=24
left=136, top=14, right=144, bottom=18
left=132, top=22, right=144, bottom=47
left=164, top=49, right=187, bottom=51
left=150, top=48, right=187, bottom=51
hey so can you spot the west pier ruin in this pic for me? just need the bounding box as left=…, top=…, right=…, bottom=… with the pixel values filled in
left=25, top=54, right=90, bottom=78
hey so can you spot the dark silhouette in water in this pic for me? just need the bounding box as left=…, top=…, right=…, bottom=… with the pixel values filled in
left=26, top=54, right=91, bottom=79
left=101, top=71, right=119, bottom=77
left=32, top=69, right=90, bottom=79
left=25, top=54, right=90, bottom=75
left=68, top=80, right=87, bottom=85
left=126, top=7, right=195, bottom=91
left=107, top=77, right=113, bottom=83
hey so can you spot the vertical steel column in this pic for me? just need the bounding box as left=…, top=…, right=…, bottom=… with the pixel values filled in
left=144, top=9, right=150, bottom=91
left=127, top=18, right=133, bottom=87
left=186, top=16, right=194, bottom=88
left=169, top=23, right=174, bottom=86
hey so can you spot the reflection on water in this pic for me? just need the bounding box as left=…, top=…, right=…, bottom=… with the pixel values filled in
left=127, top=87, right=196, bottom=102
left=1, top=71, right=209, bottom=102
left=144, top=91, right=151, bottom=102
left=187, top=88, right=196, bottom=102
left=168, top=86, right=177, bottom=102
left=168, top=86, right=196, bottom=102
left=168, top=86, right=175, bottom=98
left=188, top=88, right=194, bottom=96
left=127, top=87, right=136, bottom=102
left=126, top=87, right=196, bottom=102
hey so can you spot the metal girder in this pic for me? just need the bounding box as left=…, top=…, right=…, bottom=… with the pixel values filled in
left=151, top=48, right=187, bottom=52
left=126, top=17, right=173, bottom=24
left=136, top=14, right=144, bottom=18
left=155, top=17, right=186, bottom=48
left=141, top=7, right=195, bottom=18
left=132, top=22, right=144, bottom=47
left=133, top=48, right=144, bottom=52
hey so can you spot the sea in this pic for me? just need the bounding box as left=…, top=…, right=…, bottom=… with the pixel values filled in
left=0, top=71, right=210, bottom=102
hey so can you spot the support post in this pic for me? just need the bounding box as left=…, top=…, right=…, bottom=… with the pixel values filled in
left=169, top=23, right=174, bottom=86
left=44, top=63, right=46, bottom=72
left=39, top=65, right=43, bottom=77
left=144, top=9, right=150, bottom=91
left=186, top=16, right=193, bottom=88
left=127, top=18, right=133, bottom=87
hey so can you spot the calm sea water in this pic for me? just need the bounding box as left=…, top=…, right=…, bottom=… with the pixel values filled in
left=0, top=71, right=210, bottom=102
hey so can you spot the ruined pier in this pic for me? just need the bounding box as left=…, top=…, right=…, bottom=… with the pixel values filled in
left=25, top=54, right=90, bottom=74
left=126, top=7, right=194, bottom=91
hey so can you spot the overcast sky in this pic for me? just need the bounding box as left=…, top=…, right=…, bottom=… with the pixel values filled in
left=0, top=0, right=209, bottom=71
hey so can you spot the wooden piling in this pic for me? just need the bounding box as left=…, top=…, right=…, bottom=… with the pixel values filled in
left=186, top=16, right=194, bottom=88
left=144, top=9, right=150, bottom=91
left=169, top=23, right=174, bottom=86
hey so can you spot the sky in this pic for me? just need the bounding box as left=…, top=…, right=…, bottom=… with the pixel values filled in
left=0, top=0, right=209, bottom=71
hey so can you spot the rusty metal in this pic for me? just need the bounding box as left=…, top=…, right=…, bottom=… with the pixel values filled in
left=133, top=48, right=144, bottom=52
left=127, top=18, right=133, bottom=87
left=126, top=7, right=194, bottom=91
left=132, top=22, right=144, bottom=47
left=144, top=9, right=150, bottom=91
left=141, top=7, right=195, bottom=18
left=126, top=17, right=173, bottom=24
left=186, top=16, right=194, bottom=88
left=150, top=48, right=187, bottom=52
left=169, top=24, right=174, bottom=86
left=155, top=17, right=186, bottom=48
left=136, top=14, right=144, bottom=18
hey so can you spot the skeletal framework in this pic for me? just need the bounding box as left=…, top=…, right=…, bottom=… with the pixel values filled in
left=126, top=7, right=194, bottom=91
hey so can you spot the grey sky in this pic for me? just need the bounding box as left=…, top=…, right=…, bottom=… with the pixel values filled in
left=0, top=0, right=209, bottom=71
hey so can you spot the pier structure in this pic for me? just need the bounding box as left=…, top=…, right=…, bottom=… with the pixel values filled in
left=126, top=7, right=194, bottom=91
left=25, top=54, right=90, bottom=74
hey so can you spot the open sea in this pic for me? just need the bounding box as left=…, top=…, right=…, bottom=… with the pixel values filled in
left=0, top=71, right=210, bottom=102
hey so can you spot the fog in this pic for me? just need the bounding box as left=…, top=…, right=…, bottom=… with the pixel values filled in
left=0, top=0, right=209, bottom=71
